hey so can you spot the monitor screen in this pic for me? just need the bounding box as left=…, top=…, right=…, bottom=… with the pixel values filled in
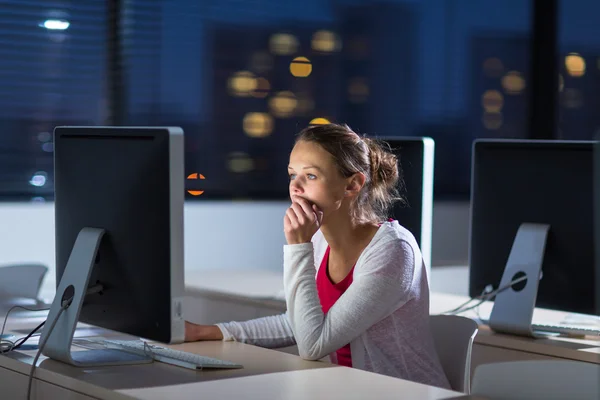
left=378, top=137, right=434, bottom=269
left=469, top=139, right=597, bottom=315
left=53, top=126, right=185, bottom=344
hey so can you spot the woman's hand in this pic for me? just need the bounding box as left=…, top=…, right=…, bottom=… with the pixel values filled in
left=184, top=321, right=223, bottom=342
left=284, top=196, right=324, bottom=245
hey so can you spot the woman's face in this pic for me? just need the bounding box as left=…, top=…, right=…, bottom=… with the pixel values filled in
left=287, top=140, right=347, bottom=215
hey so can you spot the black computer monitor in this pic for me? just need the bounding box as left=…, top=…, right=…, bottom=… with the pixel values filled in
left=595, top=139, right=600, bottom=316
left=39, top=126, right=186, bottom=367
left=469, top=139, right=598, bottom=316
left=377, top=137, right=434, bottom=270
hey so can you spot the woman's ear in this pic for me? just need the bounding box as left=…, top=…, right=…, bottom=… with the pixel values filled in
left=345, top=172, right=366, bottom=197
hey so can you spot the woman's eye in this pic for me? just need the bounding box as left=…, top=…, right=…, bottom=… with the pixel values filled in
left=307, top=174, right=316, bottom=180
left=289, top=174, right=296, bottom=180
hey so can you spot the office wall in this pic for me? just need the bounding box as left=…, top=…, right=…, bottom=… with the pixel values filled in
left=0, top=201, right=470, bottom=284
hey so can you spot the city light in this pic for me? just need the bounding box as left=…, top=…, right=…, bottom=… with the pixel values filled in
left=29, top=172, right=47, bottom=187
left=269, top=33, right=298, bottom=55
left=481, top=90, right=504, bottom=113
left=309, top=118, right=331, bottom=125
left=227, top=152, right=255, bottom=173
left=311, top=30, right=341, bottom=53
left=290, top=57, right=312, bottom=78
left=565, top=53, right=586, bottom=77
left=502, top=71, right=526, bottom=95
left=269, top=91, right=297, bottom=118
left=251, top=77, right=270, bottom=98
left=228, top=71, right=257, bottom=97
left=40, top=19, right=70, bottom=30
left=243, top=112, right=274, bottom=137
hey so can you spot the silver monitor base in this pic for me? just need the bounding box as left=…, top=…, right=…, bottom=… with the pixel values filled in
left=488, top=223, right=554, bottom=338
left=39, top=227, right=152, bottom=367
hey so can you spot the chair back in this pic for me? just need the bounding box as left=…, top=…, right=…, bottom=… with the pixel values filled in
left=430, top=314, right=478, bottom=393
left=0, top=263, right=48, bottom=300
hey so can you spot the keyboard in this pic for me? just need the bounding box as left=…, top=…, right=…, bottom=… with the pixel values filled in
left=531, top=324, right=600, bottom=337
left=99, top=339, right=243, bottom=370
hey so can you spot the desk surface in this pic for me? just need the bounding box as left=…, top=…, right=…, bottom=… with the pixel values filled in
left=0, top=309, right=461, bottom=400
left=37, top=268, right=600, bottom=366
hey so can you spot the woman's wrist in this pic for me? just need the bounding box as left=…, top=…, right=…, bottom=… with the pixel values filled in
left=198, top=325, right=223, bottom=340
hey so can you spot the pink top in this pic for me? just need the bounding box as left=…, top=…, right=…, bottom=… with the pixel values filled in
left=316, top=245, right=354, bottom=367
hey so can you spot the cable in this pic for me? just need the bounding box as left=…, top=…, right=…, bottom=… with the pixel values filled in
left=13, top=321, right=45, bottom=350
left=439, top=274, right=529, bottom=315
left=0, top=305, right=50, bottom=354
left=3, top=285, right=104, bottom=354
left=26, top=304, right=68, bottom=400
left=13, top=333, right=41, bottom=349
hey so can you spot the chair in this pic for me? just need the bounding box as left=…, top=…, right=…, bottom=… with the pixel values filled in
left=430, top=314, right=479, bottom=393
left=471, top=360, right=600, bottom=400
left=0, top=263, right=48, bottom=301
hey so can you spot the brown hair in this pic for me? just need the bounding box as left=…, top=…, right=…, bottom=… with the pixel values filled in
left=295, top=123, right=404, bottom=224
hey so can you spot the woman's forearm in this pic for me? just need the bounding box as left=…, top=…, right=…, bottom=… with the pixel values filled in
left=186, top=322, right=223, bottom=341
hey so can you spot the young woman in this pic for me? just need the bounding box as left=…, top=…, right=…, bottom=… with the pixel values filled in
left=185, top=123, right=450, bottom=389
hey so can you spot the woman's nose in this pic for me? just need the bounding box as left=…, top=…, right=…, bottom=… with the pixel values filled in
left=290, top=181, right=303, bottom=193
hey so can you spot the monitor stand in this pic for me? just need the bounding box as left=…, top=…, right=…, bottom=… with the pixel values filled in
left=488, top=223, right=554, bottom=338
left=39, top=227, right=152, bottom=367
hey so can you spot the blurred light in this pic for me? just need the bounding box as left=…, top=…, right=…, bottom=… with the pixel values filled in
left=40, top=19, right=70, bottom=30
left=250, top=52, right=273, bottom=73
left=481, top=90, right=504, bottom=113
left=228, top=71, right=257, bottom=97
left=243, top=113, right=274, bottom=138
left=269, top=91, right=297, bottom=118
left=29, top=172, right=47, bottom=187
left=348, top=77, right=369, bottom=103
left=558, top=74, right=564, bottom=92
left=311, top=30, right=341, bottom=53
left=565, top=53, right=585, bottom=77
left=37, top=132, right=51, bottom=142
left=482, top=112, right=503, bottom=130
left=251, top=77, right=270, bottom=98
left=42, top=142, right=54, bottom=153
left=269, top=33, right=298, bottom=55
left=562, top=88, right=583, bottom=108
left=227, top=152, right=255, bottom=173
left=290, top=57, right=312, bottom=78
left=483, top=58, right=504, bottom=78
left=309, top=117, right=331, bottom=125
left=501, top=71, right=526, bottom=94
left=31, top=197, right=46, bottom=203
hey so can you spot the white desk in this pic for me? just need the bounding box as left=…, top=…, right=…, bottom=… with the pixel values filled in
left=0, top=311, right=462, bottom=400
left=120, top=367, right=460, bottom=400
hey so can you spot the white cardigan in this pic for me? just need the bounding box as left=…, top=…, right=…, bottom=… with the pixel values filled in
left=216, top=220, right=450, bottom=389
